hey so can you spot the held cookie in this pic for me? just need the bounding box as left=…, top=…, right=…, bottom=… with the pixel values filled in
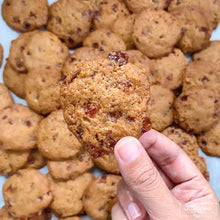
left=133, top=9, right=181, bottom=58
left=61, top=57, right=151, bottom=159
left=48, top=172, right=94, bottom=217
left=0, top=43, right=3, bottom=67
left=174, top=88, right=220, bottom=134
left=37, top=109, right=82, bottom=160
left=0, top=104, right=42, bottom=150
left=47, top=0, right=91, bottom=48
left=0, top=83, right=14, bottom=111
left=83, top=174, right=121, bottom=220
left=1, top=0, right=48, bottom=32
left=3, top=169, right=53, bottom=218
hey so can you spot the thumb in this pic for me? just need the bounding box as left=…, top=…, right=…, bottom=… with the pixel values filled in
left=114, top=137, right=181, bottom=219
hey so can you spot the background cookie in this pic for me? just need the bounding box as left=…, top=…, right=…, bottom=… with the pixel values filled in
left=0, top=43, right=3, bottom=67
left=0, top=83, right=14, bottom=111
left=1, top=0, right=48, bottom=32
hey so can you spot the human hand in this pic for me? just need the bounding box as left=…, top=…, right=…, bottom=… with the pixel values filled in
left=112, top=129, right=220, bottom=220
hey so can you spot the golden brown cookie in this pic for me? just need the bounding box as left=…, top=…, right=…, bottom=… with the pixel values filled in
left=0, top=104, right=42, bottom=150
left=47, top=0, right=91, bottom=48
left=0, top=83, right=14, bottom=111
left=148, top=85, right=175, bottom=132
left=60, top=57, right=151, bottom=159
left=3, top=168, right=53, bottom=218
left=83, top=174, right=121, bottom=220
left=24, top=65, right=62, bottom=115
left=1, top=0, right=48, bottom=32
left=171, top=7, right=212, bottom=53
left=48, top=172, right=94, bottom=217
left=174, top=88, right=220, bottom=134
left=83, top=29, right=126, bottom=55
left=191, top=156, right=209, bottom=180
left=0, top=43, right=3, bottom=67
left=133, top=9, right=181, bottom=58
left=37, top=109, right=82, bottom=160
left=47, top=148, right=94, bottom=180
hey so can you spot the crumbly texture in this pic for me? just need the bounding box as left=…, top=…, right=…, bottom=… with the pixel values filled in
left=59, top=217, right=82, bottom=220
left=1, top=0, right=48, bottom=32
left=197, top=120, right=220, bottom=157
left=23, top=31, right=69, bottom=71
left=191, top=156, right=209, bottom=180
left=61, top=58, right=151, bottom=159
left=83, top=29, right=126, bottom=55
left=37, top=109, right=82, bottom=160
left=174, top=88, right=220, bottom=134
left=171, top=7, right=212, bottom=53
left=133, top=9, right=181, bottom=58
left=3, top=169, right=53, bottom=218
left=47, top=148, right=94, bottom=180
left=83, top=174, right=121, bottom=220
left=193, top=41, right=220, bottom=67
left=48, top=172, right=94, bottom=217
left=0, top=83, right=14, bottom=111
left=148, top=85, right=175, bottom=132
left=152, top=48, right=188, bottom=90
left=182, top=61, right=220, bottom=97
left=3, top=62, right=27, bottom=99
left=24, top=65, right=62, bottom=115
left=0, top=43, right=3, bottom=67
left=0, top=104, right=42, bottom=151
left=47, top=0, right=91, bottom=48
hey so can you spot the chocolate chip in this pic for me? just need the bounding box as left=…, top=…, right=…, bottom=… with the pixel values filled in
left=92, top=42, right=99, bottom=49
left=55, top=17, right=61, bottom=24
left=180, top=27, right=186, bottom=34
left=201, top=140, right=207, bottom=146
left=108, top=50, right=128, bottom=66
left=141, top=117, right=152, bottom=133
left=23, top=21, right=30, bottom=31
left=180, top=95, right=188, bottom=101
left=24, top=120, right=32, bottom=127
left=199, top=27, right=209, bottom=33
left=112, top=4, right=118, bottom=12
left=84, top=101, right=101, bottom=118
left=13, top=16, right=21, bottom=24
left=29, top=12, right=36, bottom=20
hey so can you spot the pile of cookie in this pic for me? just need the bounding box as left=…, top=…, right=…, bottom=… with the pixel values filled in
left=0, top=0, right=220, bottom=219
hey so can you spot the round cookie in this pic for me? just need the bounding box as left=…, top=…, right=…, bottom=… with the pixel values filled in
left=148, top=85, right=175, bottom=132
left=191, top=156, right=209, bottom=180
left=60, top=57, right=151, bottom=159
left=83, top=174, right=121, bottom=220
left=3, top=168, right=53, bottom=218
left=133, top=9, right=181, bottom=58
left=171, top=7, right=212, bottom=53
left=0, top=83, right=14, bottom=111
left=152, top=48, right=188, bottom=90
left=59, top=217, right=82, bottom=220
left=24, top=65, right=62, bottom=115
left=0, top=43, right=3, bottom=67
left=197, top=120, right=220, bottom=157
left=0, top=104, right=42, bottom=150
left=1, top=0, right=48, bottom=32
left=23, top=31, right=69, bottom=71
left=3, top=62, right=27, bottom=99
left=48, top=172, right=94, bottom=217
left=174, top=88, right=220, bottom=134
left=47, top=148, right=94, bottom=180
left=47, top=0, right=91, bottom=48
left=83, top=29, right=126, bottom=55
left=37, top=109, right=82, bottom=160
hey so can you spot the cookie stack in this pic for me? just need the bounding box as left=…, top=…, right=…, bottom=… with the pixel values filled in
left=0, top=0, right=220, bottom=219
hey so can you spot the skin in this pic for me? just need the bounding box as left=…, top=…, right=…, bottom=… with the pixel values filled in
left=112, top=129, right=220, bottom=220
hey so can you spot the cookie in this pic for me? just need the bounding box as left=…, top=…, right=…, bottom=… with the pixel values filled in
left=0, top=104, right=42, bottom=150
left=3, top=62, right=27, bottom=99
left=47, top=148, right=94, bottom=180
left=24, top=65, right=62, bottom=115
left=47, top=0, right=91, bottom=48
left=152, top=48, right=188, bottom=90
left=192, top=41, right=220, bottom=67
left=171, top=7, right=212, bottom=53
left=23, top=31, right=69, bottom=71
left=1, top=0, right=48, bottom=32
left=191, top=156, right=209, bottom=180
left=148, top=85, right=175, bottom=132
left=174, top=88, right=220, bottom=134
left=62, top=47, right=106, bottom=76
left=24, top=148, right=46, bottom=169
left=0, top=83, right=14, bottom=111
left=48, top=172, right=94, bottom=217
left=182, top=61, right=220, bottom=97
left=83, top=29, right=126, bottom=55
left=3, top=168, right=52, bottom=218
left=197, top=120, right=220, bottom=157
left=133, top=9, right=181, bottom=58
left=0, top=43, right=3, bottom=67
left=59, top=217, right=82, bottom=220
left=60, top=56, right=151, bottom=159
left=83, top=174, right=121, bottom=220
left=37, top=109, right=82, bottom=160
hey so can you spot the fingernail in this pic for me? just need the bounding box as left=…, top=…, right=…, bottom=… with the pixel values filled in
left=117, top=138, right=140, bottom=162
left=128, top=202, right=142, bottom=220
